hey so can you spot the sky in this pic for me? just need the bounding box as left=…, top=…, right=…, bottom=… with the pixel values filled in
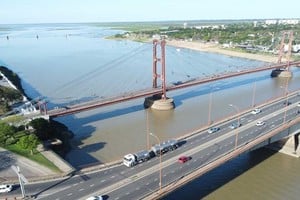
left=1, top=0, right=300, bottom=24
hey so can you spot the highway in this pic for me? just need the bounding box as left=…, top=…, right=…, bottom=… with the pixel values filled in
left=1, top=92, right=300, bottom=200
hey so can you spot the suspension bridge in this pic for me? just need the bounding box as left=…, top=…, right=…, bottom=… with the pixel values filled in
left=4, top=36, right=300, bottom=119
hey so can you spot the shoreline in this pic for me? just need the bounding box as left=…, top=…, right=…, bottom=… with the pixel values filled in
left=166, top=40, right=279, bottom=63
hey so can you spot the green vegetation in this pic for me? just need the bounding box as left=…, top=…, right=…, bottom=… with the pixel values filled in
left=0, top=66, right=73, bottom=172
left=0, top=66, right=25, bottom=115
left=0, top=66, right=26, bottom=96
left=113, top=21, right=300, bottom=53
left=0, top=118, right=71, bottom=171
left=5, top=144, right=61, bottom=172
left=0, top=85, right=23, bottom=115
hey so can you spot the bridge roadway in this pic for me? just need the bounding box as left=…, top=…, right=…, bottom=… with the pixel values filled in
left=47, top=61, right=300, bottom=117
left=2, top=90, right=300, bottom=200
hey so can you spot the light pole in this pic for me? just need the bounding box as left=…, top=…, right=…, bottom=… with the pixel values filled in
left=283, top=78, right=290, bottom=123
left=229, top=104, right=240, bottom=149
left=11, top=165, right=28, bottom=198
left=146, top=109, right=150, bottom=150
left=252, top=80, right=257, bottom=107
left=208, top=91, right=212, bottom=125
left=149, top=132, right=162, bottom=193
left=208, top=86, right=219, bottom=125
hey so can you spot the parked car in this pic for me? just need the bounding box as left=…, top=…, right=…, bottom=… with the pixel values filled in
left=229, top=122, right=241, bottom=129
left=297, top=102, right=300, bottom=107
left=208, top=127, right=220, bottom=134
left=251, top=108, right=261, bottom=114
left=178, top=156, right=191, bottom=164
left=256, top=121, right=265, bottom=126
left=0, top=184, right=13, bottom=193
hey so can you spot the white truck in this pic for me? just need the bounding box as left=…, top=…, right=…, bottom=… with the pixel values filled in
left=123, top=150, right=152, bottom=167
left=123, top=139, right=180, bottom=167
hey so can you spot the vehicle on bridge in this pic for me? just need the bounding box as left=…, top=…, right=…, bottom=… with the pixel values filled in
left=123, top=150, right=153, bottom=167
left=123, top=139, right=179, bottom=167
left=151, top=139, right=179, bottom=156
left=256, top=120, right=265, bottom=126
left=208, top=127, right=220, bottom=133
left=229, top=122, right=241, bottom=129
left=178, top=155, right=191, bottom=164
left=251, top=108, right=261, bottom=114
left=86, top=195, right=103, bottom=200
left=0, top=184, right=12, bottom=193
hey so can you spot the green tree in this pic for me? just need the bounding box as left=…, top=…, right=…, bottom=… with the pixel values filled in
left=0, top=122, right=15, bottom=146
left=29, top=118, right=53, bottom=140
left=17, top=134, right=39, bottom=155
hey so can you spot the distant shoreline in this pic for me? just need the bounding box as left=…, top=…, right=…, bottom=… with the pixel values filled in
left=166, top=40, right=279, bottom=63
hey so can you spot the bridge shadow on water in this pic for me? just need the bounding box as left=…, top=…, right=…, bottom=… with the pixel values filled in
left=161, top=148, right=278, bottom=200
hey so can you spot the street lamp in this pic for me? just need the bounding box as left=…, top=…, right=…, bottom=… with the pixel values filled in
left=146, top=109, right=150, bottom=150
left=283, top=78, right=290, bottom=123
left=208, top=86, right=219, bottom=125
left=11, top=165, right=28, bottom=198
left=252, top=80, right=257, bottom=107
left=229, top=104, right=240, bottom=149
left=149, top=132, right=162, bottom=193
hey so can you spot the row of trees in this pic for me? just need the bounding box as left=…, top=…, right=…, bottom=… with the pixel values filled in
left=116, top=22, right=300, bottom=50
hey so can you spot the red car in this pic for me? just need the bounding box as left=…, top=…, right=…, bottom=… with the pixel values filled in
left=178, top=156, right=191, bottom=163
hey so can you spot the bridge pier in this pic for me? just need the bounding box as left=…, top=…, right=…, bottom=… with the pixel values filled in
left=144, top=95, right=175, bottom=110
left=269, top=133, right=300, bottom=157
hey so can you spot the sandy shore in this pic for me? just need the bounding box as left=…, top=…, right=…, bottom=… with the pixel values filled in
left=166, top=40, right=279, bottom=63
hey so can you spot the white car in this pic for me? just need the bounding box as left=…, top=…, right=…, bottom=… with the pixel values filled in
left=229, top=122, right=241, bottom=129
left=297, top=102, right=300, bottom=107
left=86, top=196, right=103, bottom=200
left=256, top=121, right=265, bottom=126
left=251, top=108, right=261, bottom=114
left=208, top=127, right=220, bottom=133
left=0, top=184, right=13, bottom=193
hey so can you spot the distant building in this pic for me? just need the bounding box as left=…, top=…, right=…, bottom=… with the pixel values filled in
left=278, top=19, right=299, bottom=25
left=194, top=25, right=223, bottom=30
left=265, top=20, right=277, bottom=25
left=183, top=22, right=187, bottom=29
left=253, top=21, right=258, bottom=27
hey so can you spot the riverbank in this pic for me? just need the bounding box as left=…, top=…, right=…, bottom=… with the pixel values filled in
left=166, top=40, right=279, bottom=63
left=0, top=67, right=75, bottom=183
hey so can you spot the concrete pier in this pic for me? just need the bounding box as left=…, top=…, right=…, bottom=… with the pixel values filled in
left=271, top=69, right=293, bottom=78
left=144, top=95, right=175, bottom=110
left=268, top=133, right=300, bottom=158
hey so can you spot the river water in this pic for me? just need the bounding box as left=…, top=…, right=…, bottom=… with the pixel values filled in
left=1, top=23, right=300, bottom=199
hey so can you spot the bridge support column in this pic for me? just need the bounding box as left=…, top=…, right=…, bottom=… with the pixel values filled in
left=270, top=133, right=300, bottom=158
left=271, top=69, right=293, bottom=78
left=144, top=94, right=175, bottom=110
left=145, top=39, right=175, bottom=111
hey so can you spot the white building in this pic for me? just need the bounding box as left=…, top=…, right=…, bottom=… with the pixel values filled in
left=265, top=20, right=277, bottom=25
left=278, top=19, right=299, bottom=25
